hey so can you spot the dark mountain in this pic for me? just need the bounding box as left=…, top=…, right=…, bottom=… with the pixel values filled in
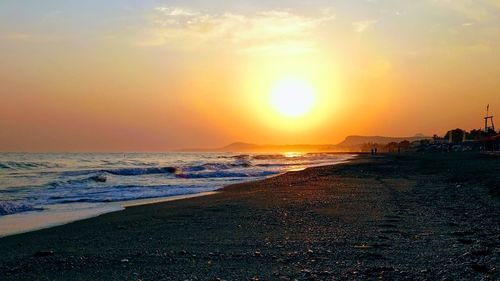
left=335, top=135, right=432, bottom=147
left=217, top=142, right=259, bottom=152
left=179, top=135, right=432, bottom=152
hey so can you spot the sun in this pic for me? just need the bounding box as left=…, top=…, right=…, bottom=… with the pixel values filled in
left=269, top=78, right=316, bottom=117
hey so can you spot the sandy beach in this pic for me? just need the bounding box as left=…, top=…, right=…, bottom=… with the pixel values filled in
left=1, top=153, right=499, bottom=280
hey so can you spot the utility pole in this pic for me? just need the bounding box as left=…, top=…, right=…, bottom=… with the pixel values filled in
left=484, top=104, right=495, bottom=133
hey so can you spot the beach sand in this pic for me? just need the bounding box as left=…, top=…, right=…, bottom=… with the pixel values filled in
left=1, top=153, right=499, bottom=280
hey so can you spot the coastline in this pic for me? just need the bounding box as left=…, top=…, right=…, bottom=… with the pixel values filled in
left=1, top=153, right=499, bottom=280
left=0, top=191, right=220, bottom=238
left=0, top=155, right=355, bottom=238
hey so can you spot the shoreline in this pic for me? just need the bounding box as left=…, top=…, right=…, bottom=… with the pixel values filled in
left=0, top=191, right=220, bottom=238
left=0, top=155, right=355, bottom=238
left=1, top=153, right=499, bottom=280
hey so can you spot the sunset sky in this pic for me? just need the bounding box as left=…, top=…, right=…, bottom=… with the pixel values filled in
left=1, top=0, right=499, bottom=151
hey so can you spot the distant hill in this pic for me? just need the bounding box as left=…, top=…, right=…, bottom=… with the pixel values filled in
left=217, top=142, right=259, bottom=152
left=178, top=142, right=335, bottom=153
left=179, top=135, right=432, bottom=152
left=335, top=135, right=432, bottom=148
left=215, top=142, right=335, bottom=152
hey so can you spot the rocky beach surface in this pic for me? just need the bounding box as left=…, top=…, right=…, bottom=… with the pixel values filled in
left=1, top=153, right=499, bottom=280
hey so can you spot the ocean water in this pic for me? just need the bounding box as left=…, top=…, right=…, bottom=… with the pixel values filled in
left=0, top=152, right=352, bottom=236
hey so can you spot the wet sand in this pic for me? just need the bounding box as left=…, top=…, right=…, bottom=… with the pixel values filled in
left=1, top=153, right=499, bottom=280
left=0, top=192, right=219, bottom=238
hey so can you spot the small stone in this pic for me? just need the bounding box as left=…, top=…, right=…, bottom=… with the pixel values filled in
left=471, top=263, right=489, bottom=273
left=33, top=250, right=54, bottom=257
left=460, top=252, right=472, bottom=259
left=367, top=267, right=394, bottom=273
left=300, top=269, right=312, bottom=274
left=353, top=244, right=372, bottom=249
left=471, top=249, right=491, bottom=256
left=456, top=239, right=474, bottom=245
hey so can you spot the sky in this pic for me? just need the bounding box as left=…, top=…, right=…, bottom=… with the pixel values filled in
left=1, top=0, right=499, bottom=151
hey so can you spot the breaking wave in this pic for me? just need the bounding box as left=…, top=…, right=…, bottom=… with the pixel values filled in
left=0, top=201, right=42, bottom=216
left=0, top=161, right=63, bottom=170
left=176, top=170, right=277, bottom=179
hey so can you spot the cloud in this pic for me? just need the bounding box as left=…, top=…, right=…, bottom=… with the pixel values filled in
left=138, top=7, right=335, bottom=55
left=429, top=0, right=500, bottom=21
left=352, top=20, right=378, bottom=33
left=155, top=7, right=199, bottom=17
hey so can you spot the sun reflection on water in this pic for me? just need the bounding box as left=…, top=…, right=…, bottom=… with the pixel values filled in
left=283, top=152, right=303, bottom=158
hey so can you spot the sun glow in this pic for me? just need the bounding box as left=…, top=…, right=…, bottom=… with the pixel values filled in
left=241, top=57, right=342, bottom=134
left=269, top=78, right=316, bottom=117
left=283, top=152, right=303, bottom=158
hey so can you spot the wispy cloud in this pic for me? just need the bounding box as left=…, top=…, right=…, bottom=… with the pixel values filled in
left=352, top=20, right=378, bottom=33
left=155, top=7, right=199, bottom=17
left=138, top=7, right=335, bottom=55
left=429, top=0, right=500, bottom=21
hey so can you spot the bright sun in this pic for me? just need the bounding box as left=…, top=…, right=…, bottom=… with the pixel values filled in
left=269, top=78, right=316, bottom=117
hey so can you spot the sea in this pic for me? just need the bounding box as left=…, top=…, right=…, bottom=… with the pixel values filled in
left=0, top=152, right=352, bottom=236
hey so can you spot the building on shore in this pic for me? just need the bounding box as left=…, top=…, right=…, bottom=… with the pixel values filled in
left=408, top=106, right=499, bottom=152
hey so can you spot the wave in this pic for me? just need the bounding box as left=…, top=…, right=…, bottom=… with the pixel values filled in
left=176, top=170, right=277, bottom=179
left=251, top=154, right=286, bottom=160
left=190, top=161, right=252, bottom=171
left=48, top=165, right=273, bottom=191
left=251, top=153, right=333, bottom=161
left=49, top=174, right=108, bottom=187
left=47, top=185, right=216, bottom=204
left=104, top=167, right=177, bottom=176
left=255, top=160, right=334, bottom=167
left=216, top=154, right=250, bottom=159
left=0, top=161, right=63, bottom=170
left=61, top=161, right=252, bottom=177
left=61, top=167, right=178, bottom=177
left=0, top=201, right=42, bottom=216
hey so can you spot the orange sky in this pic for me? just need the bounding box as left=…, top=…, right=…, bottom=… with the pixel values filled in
left=1, top=1, right=499, bottom=151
